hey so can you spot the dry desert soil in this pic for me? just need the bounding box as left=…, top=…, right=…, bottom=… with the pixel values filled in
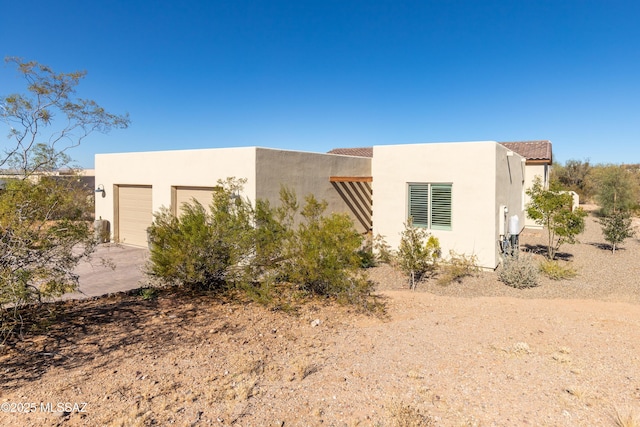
left=1, top=211, right=640, bottom=427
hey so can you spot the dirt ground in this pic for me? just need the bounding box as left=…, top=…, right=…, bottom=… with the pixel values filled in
left=1, top=212, right=639, bottom=426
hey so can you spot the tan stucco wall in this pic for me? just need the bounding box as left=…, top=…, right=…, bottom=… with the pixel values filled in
left=372, top=141, right=525, bottom=269
left=255, top=148, right=372, bottom=232
left=495, top=145, right=526, bottom=239
left=95, top=147, right=258, bottom=237
left=95, top=146, right=373, bottom=242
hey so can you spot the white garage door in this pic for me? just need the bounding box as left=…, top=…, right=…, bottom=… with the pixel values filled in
left=173, top=186, right=217, bottom=216
left=117, top=185, right=152, bottom=247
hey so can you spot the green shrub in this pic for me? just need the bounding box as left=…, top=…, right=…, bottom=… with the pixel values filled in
left=538, top=259, right=577, bottom=280
left=357, top=233, right=377, bottom=269
left=249, top=197, right=291, bottom=280
left=358, top=247, right=377, bottom=269
left=552, top=159, right=595, bottom=202
left=146, top=178, right=254, bottom=290
left=526, top=176, right=587, bottom=259
left=593, top=165, right=639, bottom=216
left=280, top=194, right=374, bottom=303
left=146, top=180, right=375, bottom=309
left=0, top=178, right=95, bottom=306
left=599, top=211, right=636, bottom=253
left=139, top=287, right=158, bottom=300
left=396, top=219, right=441, bottom=289
left=437, top=250, right=480, bottom=286
left=498, top=254, right=539, bottom=289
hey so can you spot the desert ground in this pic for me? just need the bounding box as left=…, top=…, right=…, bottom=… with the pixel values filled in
left=1, top=211, right=639, bottom=426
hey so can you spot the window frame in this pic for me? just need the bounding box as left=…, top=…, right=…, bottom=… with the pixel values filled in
left=407, top=182, right=452, bottom=231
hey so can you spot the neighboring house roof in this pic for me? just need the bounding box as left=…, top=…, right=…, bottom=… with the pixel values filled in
left=328, top=141, right=553, bottom=164
left=498, top=140, right=552, bottom=164
left=327, top=147, right=373, bottom=157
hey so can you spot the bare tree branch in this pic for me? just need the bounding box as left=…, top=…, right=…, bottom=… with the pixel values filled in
left=1, top=57, right=130, bottom=177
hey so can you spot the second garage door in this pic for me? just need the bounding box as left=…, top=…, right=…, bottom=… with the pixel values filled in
left=116, top=185, right=152, bottom=247
left=173, top=186, right=217, bottom=216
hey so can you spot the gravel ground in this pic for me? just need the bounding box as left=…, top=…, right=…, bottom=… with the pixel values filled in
left=371, top=211, right=640, bottom=304
left=1, top=209, right=639, bottom=427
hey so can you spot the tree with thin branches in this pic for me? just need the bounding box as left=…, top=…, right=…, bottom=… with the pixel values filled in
left=1, top=58, right=129, bottom=341
left=1, top=57, right=129, bottom=177
left=526, top=176, right=587, bottom=260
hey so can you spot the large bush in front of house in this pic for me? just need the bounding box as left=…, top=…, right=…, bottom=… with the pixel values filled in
left=277, top=192, right=373, bottom=304
left=146, top=179, right=375, bottom=308
left=146, top=178, right=255, bottom=290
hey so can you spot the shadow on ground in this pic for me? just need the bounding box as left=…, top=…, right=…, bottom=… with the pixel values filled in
left=587, top=242, right=628, bottom=252
left=0, top=287, right=222, bottom=391
left=521, top=244, right=574, bottom=260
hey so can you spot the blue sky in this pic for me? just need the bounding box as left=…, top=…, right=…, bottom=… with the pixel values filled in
left=2, top=0, right=639, bottom=167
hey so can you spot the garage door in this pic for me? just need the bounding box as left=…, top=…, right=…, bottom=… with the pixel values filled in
left=116, top=185, right=152, bottom=247
left=173, top=186, right=217, bottom=216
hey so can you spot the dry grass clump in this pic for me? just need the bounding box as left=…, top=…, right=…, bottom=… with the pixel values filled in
left=511, top=341, right=531, bottom=354
left=552, top=346, right=573, bottom=364
left=208, top=356, right=264, bottom=402
left=498, top=341, right=532, bottom=357
left=437, top=250, right=481, bottom=286
left=538, top=259, right=577, bottom=280
left=388, top=401, right=435, bottom=427
left=292, top=356, right=321, bottom=380
left=612, top=407, right=640, bottom=427
left=565, top=385, right=586, bottom=399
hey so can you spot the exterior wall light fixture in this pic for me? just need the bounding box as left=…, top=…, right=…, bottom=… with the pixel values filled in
left=95, top=184, right=106, bottom=198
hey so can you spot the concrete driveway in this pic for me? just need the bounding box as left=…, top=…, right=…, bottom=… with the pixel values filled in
left=66, top=244, right=149, bottom=300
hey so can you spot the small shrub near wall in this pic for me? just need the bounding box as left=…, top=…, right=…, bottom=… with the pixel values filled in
left=498, top=253, right=539, bottom=289
left=372, top=234, right=394, bottom=265
left=437, top=250, right=481, bottom=286
left=396, top=219, right=441, bottom=290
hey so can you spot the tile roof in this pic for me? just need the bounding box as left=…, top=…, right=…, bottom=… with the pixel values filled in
left=327, top=147, right=373, bottom=157
left=328, top=141, right=553, bottom=163
left=498, top=140, right=552, bottom=163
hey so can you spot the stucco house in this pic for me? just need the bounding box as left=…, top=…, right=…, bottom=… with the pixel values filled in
left=94, top=147, right=371, bottom=246
left=498, top=141, right=552, bottom=227
left=329, top=140, right=553, bottom=230
left=370, top=141, right=525, bottom=269
left=95, top=140, right=542, bottom=269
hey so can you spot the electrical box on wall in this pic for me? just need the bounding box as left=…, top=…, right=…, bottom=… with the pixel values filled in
left=499, top=205, right=508, bottom=236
